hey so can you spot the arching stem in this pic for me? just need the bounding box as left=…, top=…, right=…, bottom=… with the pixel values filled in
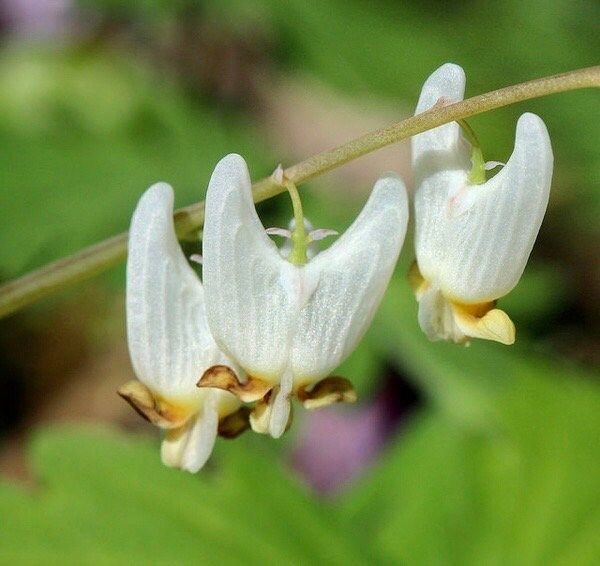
left=0, top=65, right=598, bottom=319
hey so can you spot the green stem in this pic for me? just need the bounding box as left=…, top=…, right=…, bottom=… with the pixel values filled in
left=0, top=65, right=599, bottom=319
left=458, top=119, right=486, bottom=184
left=285, top=180, right=309, bottom=265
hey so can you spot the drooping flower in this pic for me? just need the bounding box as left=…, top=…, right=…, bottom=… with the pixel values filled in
left=119, top=183, right=245, bottom=473
left=410, top=63, right=554, bottom=345
left=199, top=154, right=408, bottom=438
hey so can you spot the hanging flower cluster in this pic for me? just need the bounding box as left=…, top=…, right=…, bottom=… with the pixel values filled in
left=119, top=62, right=553, bottom=471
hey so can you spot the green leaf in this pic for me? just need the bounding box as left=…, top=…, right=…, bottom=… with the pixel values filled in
left=0, top=427, right=375, bottom=564
left=338, top=273, right=600, bottom=565
left=0, top=46, right=271, bottom=280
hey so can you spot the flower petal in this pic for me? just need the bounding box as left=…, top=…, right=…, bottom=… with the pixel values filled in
left=437, top=113, right=553, bottom=302
left=290, top=173, right=409, bottom=381
left=416, top=286, right=516, bottom=345
left=203, top=154, right=295, bottom=382
left=417, top=286, right=452, bottom=342
left=198, top=365, right=272, bottom=403
left=126, top=183, right=227, bottom=399
left=117, top=379, right=192, bottom=429
left=308, top=228, right=339, bottom=242
left=451, top=303, right=515, bottom=345
left=298, top=376, right=357, bottom=409
left=412, top=62, right=469, bottom=171
left=412, top=63, right=470, bottom=284
left=160, top=390, right=220, bottom=473
left=412, top=64, right=553, bottom=304
left=265, top=227, right=293, bottom=238
left=248, top=370, right=294, bottom=439
left=268, top=369, right=294, bottom=438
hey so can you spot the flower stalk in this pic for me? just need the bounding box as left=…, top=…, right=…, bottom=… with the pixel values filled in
left=457, top=119, right=486, bottom=184
left=285, top=179, right=310, bottom=265
left=0, top=65, right=598, bottom=320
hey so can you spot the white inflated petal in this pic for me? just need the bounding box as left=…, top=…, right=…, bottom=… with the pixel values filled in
left=412, top=63, right=467, bottom=161
left=203, top=154, right=295, bottom=381
left=290, top=174, right=408, bottom=380
left=436, top=113, right=553, bottom=302
left=412, top=63, right=470, bottom=284
left=412, top=63, right=553, bottom=303
left=126, top=182, right=233, bottom=400
left=203, top=155, right=409, bottom=390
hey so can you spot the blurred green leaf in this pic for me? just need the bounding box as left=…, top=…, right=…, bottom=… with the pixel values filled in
left=0, top=427, right=374, bottom=564
left=498, top=261, right=569, bottom=328
left=338, top=271, right=600, bottom=565
left=0, top=46, right=271, bottom=280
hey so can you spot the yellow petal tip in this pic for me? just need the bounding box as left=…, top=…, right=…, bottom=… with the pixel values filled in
left=453, top=304, right=516, bottom=345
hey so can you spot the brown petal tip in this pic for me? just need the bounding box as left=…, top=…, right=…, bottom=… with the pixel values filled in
left=218, top=406, right=252, bottom=439
left=118, top=380, right=190, bottom=429
left=299, top=376, right=357, bottom=410
left=198, top=365, right=273, bottom=403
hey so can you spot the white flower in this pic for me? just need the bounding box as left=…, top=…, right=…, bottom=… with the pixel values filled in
left=120, top=183, right=243, bottom=473
left=410, top=63, right=553, bottom=345
left=200, top=154, right=408, bottom=438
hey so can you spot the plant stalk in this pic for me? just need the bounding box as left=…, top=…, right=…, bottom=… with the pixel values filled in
left=0, top=65, right=598, bottom=319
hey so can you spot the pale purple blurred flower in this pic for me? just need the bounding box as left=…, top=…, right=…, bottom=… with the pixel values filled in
left=2, top=0, right=73, bottom=38
left=291, top=379, right=417, bottom=495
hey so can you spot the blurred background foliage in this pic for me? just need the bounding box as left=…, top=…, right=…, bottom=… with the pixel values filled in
left=0, top=0, right=598, bottom=563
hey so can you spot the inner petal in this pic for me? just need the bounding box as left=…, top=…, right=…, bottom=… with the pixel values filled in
left=416, top=285, right=515, bottom=345
left=451, top=302, right=515, bottom=345
left=269, top=369, right=294, bottom=438
left=160, top=393, right=219, bottom=473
